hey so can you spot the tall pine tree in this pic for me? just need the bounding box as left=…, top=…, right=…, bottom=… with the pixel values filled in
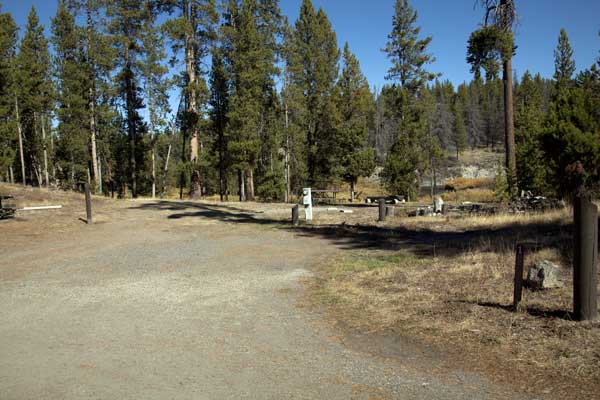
left=289, top=0, right=340, bottom=186
left=336, top=42, right=376, bottom=200
left=15, top=7, right=53, bottom=186
left=0, top=5, right=17, bottom=183
left=380, top=0, right=437, bottom=199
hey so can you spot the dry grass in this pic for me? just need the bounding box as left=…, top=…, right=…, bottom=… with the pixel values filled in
left=441, top=188, right=496, bottom=203
left=444, top=177, right=494, bottom=191
left=311, top=208, right=600, bottom=400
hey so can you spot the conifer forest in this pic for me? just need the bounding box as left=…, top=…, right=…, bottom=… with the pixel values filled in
left=0, top=0, right=599, bottom=202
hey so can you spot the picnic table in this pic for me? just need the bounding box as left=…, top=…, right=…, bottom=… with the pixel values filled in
left=311, top=189, right=340, bottom=206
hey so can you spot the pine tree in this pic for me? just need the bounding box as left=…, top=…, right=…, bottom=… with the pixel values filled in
left=15, top=7, right=53, bottom=186
left=66, top=0, right=116, bottom=192
left=543, top=30, right=600, bottom=197
left=222, top=0, right=282, bottom=201
left=161, top=0, right=218, bottom=198
left=383, top=0, right=436, bottom=94
left=208, top=47, right=230, bottom=201
left=431, top=80, right=454, bottom=150
left=336, top=42, right=376, bottom=200
left=280, top=16, right=306, bottom=200
left=106, top=0, right=154, bottom=198
left=515, top=71, right=547, bottom=193
left=468, top=0, right=518, bottom=198
left=140, top=7, right=171, bottom=198
left=380, top=0, right=437, bottom=199
left=0, top=6, right=17, bottom=183
left=51, top=0, right=90, bottom=188
left=289, top=0, right=340, bottom=186
left=453, top=97, right=467, bottom=159
left=553, top=28, right=575, bottom=86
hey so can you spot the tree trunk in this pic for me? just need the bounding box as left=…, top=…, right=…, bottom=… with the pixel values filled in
left=149, top=92, right=156, bottom=199
left=98, top=156, right=103, bottom=194
left=246, top=168, right=255, bottom=201
left=50, top=126, right=56, bottom=184
left=163, top=143, right=171, bottom=196
left=9, top=165, right=14, bottom=184
left=124, top=54, right=137, bottom=198
left=14, top=96, right=25, bottom=186
left=350, top=180, right=355, bottom=202
left=503, top=56, right=517, bottom=197
left=284, top=102, right=291, bottom=203
left=87, top=1, right=99, bottom=190
left=185, top=0, right=201, bottom=198
left=41, top=114, right=49, bottom=187
left=238, top=169, right=246, bottom=202
left=70, top=153, right=75, bottom=188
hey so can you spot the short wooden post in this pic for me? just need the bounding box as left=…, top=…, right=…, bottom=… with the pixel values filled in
left=386, top=206, right=394, bottom=217
left=513, top=243, right=525, bottom=311
left=85, top=183, right=92, bottom=225
left=292, top=205, right=299, bottom=226
left=573, top=195, right=598, bottom=321
left=378, top=199, right=386, bottom=222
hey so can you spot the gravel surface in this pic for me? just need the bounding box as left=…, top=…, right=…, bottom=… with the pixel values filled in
left=0, top=199, right=528, bottom=399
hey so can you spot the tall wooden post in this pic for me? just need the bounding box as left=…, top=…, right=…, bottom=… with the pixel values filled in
left=513, top=243, right=525, bottom=311
left=85, top=183, right=93, bottom=225
left=292, top=205, right=299, bottom=226
left=573, top=195, right=598, bottom=321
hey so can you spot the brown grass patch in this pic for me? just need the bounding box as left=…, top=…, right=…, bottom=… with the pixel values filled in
left=441, top=188, right=496, bottom=203
left=311, top=209, right=600, bottom=400
left=444, top=177, right=494, bottom=191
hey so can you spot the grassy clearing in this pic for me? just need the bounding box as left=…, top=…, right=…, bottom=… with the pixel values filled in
left=311, top=208, right=600, bottom=400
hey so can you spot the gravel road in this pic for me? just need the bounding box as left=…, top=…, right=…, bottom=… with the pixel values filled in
left=0, top=199, right=527, bottom=399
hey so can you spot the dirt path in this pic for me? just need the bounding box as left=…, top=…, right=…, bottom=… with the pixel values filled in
left=0, top=197, right=526, bottom=399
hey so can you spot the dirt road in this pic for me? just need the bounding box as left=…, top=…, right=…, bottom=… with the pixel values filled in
left=0, top=196, right=526, bottom=399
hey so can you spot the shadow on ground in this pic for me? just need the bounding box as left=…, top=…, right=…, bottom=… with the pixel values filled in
left=131, top=200, right=574, bottom=260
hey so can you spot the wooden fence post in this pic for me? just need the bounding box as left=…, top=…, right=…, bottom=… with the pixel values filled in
left=573, top=195, right=598, bottom=321
left=513, top=243, right=525, bottom=311
left=85, top=183, right=92, bottom=225
left=378, top=199, right=386, bottom=222
left=292, top=205, right=299, bottom=226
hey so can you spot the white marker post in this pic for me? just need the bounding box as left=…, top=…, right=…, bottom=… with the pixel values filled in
left=303, top=187, right=313, bottom=221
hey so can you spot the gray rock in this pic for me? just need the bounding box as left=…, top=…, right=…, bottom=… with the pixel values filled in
left=527, top=260, right=564, bottom=290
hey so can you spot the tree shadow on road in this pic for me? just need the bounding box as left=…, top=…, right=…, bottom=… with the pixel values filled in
left=130, top=200, right=574, bottom=264
left=131, top=200, right=285, bottom=226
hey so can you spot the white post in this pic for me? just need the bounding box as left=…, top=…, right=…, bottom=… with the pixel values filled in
left=303, top=187, right=313, bottom=221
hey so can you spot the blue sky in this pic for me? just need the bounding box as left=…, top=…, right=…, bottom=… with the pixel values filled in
left=2, top=0, right=599, bottom=91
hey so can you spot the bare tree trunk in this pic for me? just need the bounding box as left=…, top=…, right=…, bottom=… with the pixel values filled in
left=350, top=180, right=355, bottom=202
left=87, top=2, right=99, bottom=190
left=70, top=153, right=75, bottom=188
left=41, top=114, right=49, bottom=187
left=98, top=156, right=102, bottom=194
left=185, top=0, right=201, bottom=198
left=14, top=97, right=26, bottom=186
left=9, top=165, right=14, bottom=184
left=162, top=143, right=171, bottom=196
left=149, top=100, right=156, bottom=199
left=503, top=57, right=517, bottom=198
left=284, top=102, right=291, bottom=203
left=123, top=42, right=137, bottom=198
left=238, top=169, right=245, bottom=202
left=50, top=127, right=56, bottom=184
left=247, top=168, right=255, bottom=201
